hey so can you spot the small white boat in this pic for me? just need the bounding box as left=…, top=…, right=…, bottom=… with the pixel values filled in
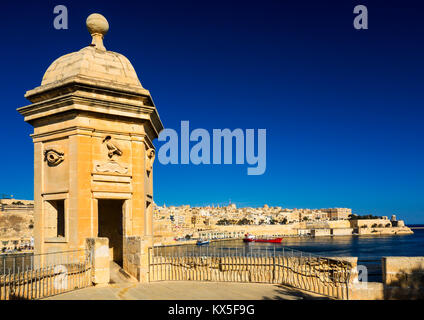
left=196, top=239, right=210, bottom=246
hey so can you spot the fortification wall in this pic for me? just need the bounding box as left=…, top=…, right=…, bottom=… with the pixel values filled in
left=350, top=218, right=390, bottom=228
left=0, top=211, right=34, bottom=240
left=327, top=220, right=352, bottom=229
left=357, top=227, right=413, bottom=236
left=213, top=224, right=298, bottom=236
left=332, top=228, right=353, bottom=236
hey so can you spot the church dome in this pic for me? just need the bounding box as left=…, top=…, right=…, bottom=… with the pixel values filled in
left=41, top=13, right=143, bottom=89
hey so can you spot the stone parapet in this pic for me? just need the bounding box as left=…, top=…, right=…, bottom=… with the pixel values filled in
left=382, top=256, right=424, bottom=299
left=149, top=254, right=355, bottom=299
left=123, top=236, right=150, bottom=282
left=382, top=257, right=424, bottom=285
left=349, top=282, right=384, bottom=300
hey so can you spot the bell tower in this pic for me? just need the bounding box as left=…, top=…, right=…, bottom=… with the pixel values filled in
left=18, top=14, right=163, bottom=273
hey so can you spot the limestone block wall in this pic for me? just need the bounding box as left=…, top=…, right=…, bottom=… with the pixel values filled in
left=393, top=220, right=405, bottom=227
left=349, top=282, right=384, bottom=300
left=213, top=224, right=298, bottom=236
left=86, top=237, right=110, bottom=285
left=176, top=220, right=413, bottom=242
left=0, top=211, right=34, bottom=239
left=311, top=229, right=331, bottom=237
left=331, top=228, right=353, bottom=236
left=382, top=257, right=424, bottom=299
left=326, top=220, right=352, bottom=229
left=350, top=218, right=390, bottom=228
left=357, top=227, right=413, bottom=236
left=123, top=236, right=150, bottom=282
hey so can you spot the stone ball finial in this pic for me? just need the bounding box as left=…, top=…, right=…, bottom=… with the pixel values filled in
left=86, top=13, right=109, bottom=51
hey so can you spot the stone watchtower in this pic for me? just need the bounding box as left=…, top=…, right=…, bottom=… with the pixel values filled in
left=18, top=14, right=163, bottom=280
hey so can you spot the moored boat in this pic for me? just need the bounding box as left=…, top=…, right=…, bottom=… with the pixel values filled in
left=196, top=239, right=210, bottom=246
left=243, top=233, right=282, bottom=243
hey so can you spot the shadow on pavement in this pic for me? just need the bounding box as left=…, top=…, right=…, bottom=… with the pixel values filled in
left=262, top=285, right=330, bottom=300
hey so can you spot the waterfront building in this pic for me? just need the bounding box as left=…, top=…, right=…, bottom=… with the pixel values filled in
left=320, top=208, right=352, bottom=220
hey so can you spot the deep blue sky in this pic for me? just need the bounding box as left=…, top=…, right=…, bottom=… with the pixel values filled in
left=0, top=1, right=423, bottom=223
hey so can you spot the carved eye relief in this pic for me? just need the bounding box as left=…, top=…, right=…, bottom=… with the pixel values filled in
left=44, top=149, right=65, bottom=166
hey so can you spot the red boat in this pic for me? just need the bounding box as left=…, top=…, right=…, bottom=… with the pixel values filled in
left=243, top=234, right=282, bottom=243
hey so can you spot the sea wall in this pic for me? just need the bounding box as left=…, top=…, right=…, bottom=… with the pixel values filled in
left=332, top=228, right=353, bottom=236
left=357, top=226, right=413, bottom=236
left=213, top=224, right=298, bottom=236
left=209, top=220, right=413, bottom=238
left=311, top=229, right=331, bottom=237
left=304, top=220, right=351, bottom=229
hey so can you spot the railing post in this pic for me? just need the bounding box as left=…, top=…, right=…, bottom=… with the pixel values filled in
left=86, top=238, right=110, bottom=286
left=123, top=236, right=150, bottom=282
left=148, top=247, right=151, bottom=282
left=345, top=264, right=350, bottom=301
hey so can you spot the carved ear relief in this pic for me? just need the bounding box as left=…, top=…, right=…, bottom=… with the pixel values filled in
left=146, top=148, right=155, bottom=173
left=44, top=149, right=65, bottom=166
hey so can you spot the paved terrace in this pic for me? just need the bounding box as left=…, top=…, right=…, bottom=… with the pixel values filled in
left=44, top=282, right=329, bottom=300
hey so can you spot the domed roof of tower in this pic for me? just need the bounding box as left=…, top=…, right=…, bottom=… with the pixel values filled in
left=41, top=13, right=142, bottom=88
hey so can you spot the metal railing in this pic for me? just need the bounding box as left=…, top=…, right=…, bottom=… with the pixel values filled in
left=0, top=249, right=92, bottom=300
left=148, top=244, right=353, bottom=299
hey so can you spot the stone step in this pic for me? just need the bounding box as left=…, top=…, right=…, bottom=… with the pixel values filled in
left=109, top=261, right=137, bottom=284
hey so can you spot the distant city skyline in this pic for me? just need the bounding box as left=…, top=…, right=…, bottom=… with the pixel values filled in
left=153, top=201, right=406, bottom=219
left=1, top=0, right=423, bottom=223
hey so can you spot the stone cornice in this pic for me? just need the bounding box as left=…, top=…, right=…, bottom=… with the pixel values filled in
left=18, top=96, right=163, bottom=141
left=19, top=75, right=164, bottom=138
left=31, top=125, right=154, bottom=149
left=25, top=75, right=150, bottom=101
left=18, top=93, right=153, bottom=121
